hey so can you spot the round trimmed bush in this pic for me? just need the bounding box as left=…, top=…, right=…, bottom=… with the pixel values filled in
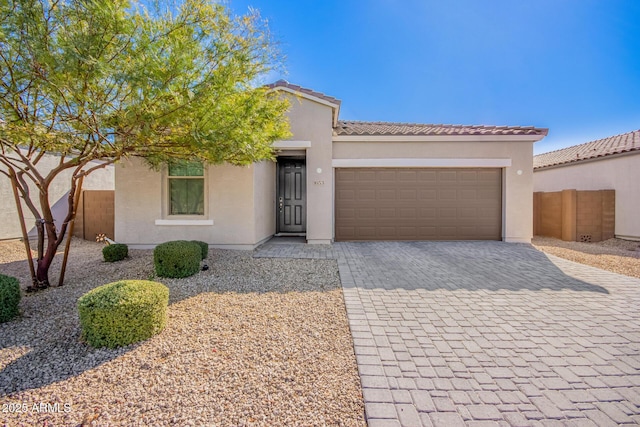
left=77, top=280, right=169, bottom=348
left=0, top=273, right=21, bottom=323
left=191, top=240, right=209, bottom=260
left=154, top=240, right=201, bottom=278
left=102, top=243, right=128, bottom=262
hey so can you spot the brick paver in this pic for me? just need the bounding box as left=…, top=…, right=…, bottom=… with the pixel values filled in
left=255, top=239, right=640, bottom=426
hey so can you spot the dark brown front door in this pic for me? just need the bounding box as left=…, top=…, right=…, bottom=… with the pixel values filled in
left=277, top=159, right=306, bottom=233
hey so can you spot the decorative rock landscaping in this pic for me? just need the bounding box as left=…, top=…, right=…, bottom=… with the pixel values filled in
left=0, top=239, right=365, bottom=426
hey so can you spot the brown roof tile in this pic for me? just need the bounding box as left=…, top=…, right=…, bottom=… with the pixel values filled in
left=335, top=120, right=549, bottom=136
left=534, top=129, right=640, bottom=169
left=266, top=80, right=341, bottom=107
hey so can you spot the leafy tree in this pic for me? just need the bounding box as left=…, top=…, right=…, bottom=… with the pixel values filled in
left=0, top=0, right=290, bottom=291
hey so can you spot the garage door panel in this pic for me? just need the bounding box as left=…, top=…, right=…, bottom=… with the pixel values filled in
left=439, top=189, right=457, bottom=200
left=399, top=207, right=417, bottom=218
left=337, top=208, right=356, bottom=219
left=460, top=189, right=478, bottom=200
left=398, top=170, right=418, bottom=181
left=420, top=208, right=437, bottom=219
left=439, top=207, right=457, bottom=218
left=398, top=227, right=417, bottom=237
left=418, top=170, right=438, bottom=181
left=338, top=189, right=356, bottom=199
left=357, top=171, right=376, bottom=181
left=458, top=226, right=477, bottom=235
left=439, top=171, right=458, bottom=181
left=335, top=168, right=501, bottom=241
left=419, top=189, right=437, bottom=201
left=418, top=226, right=437, bottom=237
left=377, top=189, right=397, bottom=200
left=459, top=170, right=478, bottom=181
left=478, top=170, right=500, bottom=181
left=479, top=206, right=500, bottom=217
left=379, top=208, right=396, bottom=218
left=358, top=189, right=376, bottom=200
left=459, top=207, right=478, bottom=218
left=376, top=170, right=396, bottom=182
left=337, top=170, right=356, bottom=181
left=377, top=226, right=397, bottom=238
left=399, top=189, right=417, bottom=200
left=336, top=227, right=355, bottom=240
left=438, top=226, right=458, bottom=238
left=356, top=208, right=375, bottom=219
left=478, top=188, right=500, bottom=198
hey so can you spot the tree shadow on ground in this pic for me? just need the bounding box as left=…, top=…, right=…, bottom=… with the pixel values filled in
left=336, top=241, right=611, bottom=293
left=0, top=243, right=341, bottom=396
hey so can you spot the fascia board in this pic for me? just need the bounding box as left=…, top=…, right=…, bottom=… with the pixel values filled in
left=332, top=135, right=546, bottom=143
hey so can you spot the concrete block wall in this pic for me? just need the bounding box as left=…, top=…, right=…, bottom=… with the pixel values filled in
left=534, top=189, right=615, bottom=242
left=73, top=190, right=115, bottom=241
left=601, top=190, right=615, bottom=241
left=575, top=190, right=615, bottom=242
left=534, top=191, right=562, bottom=239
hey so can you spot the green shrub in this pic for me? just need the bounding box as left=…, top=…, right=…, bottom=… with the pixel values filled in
left=102, top=243, right=128, bottom=262
left=77, top=280, right=169, bottom=348
left=0, top=274, right=20, bottom=323
left=191, top=240, right=209, bottom=260
left=154, top=240, right=201, bottom=278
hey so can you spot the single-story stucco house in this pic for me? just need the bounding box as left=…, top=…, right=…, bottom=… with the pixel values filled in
left=115, top=81, right=548, bottom=249
left=534, top=129, right=640, bottom=241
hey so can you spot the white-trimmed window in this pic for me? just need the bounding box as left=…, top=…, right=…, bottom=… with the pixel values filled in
left=168, top=162, right=204, bottom=215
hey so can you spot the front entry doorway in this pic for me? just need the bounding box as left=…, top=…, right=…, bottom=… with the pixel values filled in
left=277, top=158, right=306, bottom=234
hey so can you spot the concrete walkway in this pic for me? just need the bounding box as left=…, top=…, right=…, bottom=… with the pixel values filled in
left=255, top=240, right=640, bottom=426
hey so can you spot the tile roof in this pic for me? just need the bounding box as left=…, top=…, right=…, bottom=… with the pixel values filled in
left=534, top=129, right=640, bottom=169
left=266, top=80, right=341, bottom=107
left=335, top=121, right=549, bottom=136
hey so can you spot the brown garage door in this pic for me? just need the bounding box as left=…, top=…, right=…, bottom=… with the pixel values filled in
left=335, top=168, right=502, bottom=241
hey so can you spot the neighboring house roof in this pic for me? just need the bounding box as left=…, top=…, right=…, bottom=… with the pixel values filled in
left=534, top=129, right=640, bottom=170
left=335, top=120, right=549, bottom=137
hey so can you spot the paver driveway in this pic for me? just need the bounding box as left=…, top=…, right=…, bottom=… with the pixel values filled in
left=335, top=241, right=640, bottom=427
left=255, top=240, right=640, bottom=426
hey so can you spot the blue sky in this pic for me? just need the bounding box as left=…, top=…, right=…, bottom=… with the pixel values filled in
left=229, top=0, right=640, bottom=154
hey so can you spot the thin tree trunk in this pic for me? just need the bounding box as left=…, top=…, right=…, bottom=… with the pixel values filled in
left=8, top=170, right=37, bottom=286
left=58, top=176, right=84, bottom=286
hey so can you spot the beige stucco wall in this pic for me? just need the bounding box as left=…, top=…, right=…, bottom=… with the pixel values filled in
left=115, top=157, right=265, bottom=249
left=332, top=139, right=536, bottom=243
left=0, top=153, right=114, bottom=240
left=533, top=153, right=640, bottom=240
left=279, top=95, right=335, bottom=244
left=253, top=160, right=276, bottom=244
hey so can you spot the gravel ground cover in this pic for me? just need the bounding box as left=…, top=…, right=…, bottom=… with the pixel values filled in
left=532, top=236, right=640, bottom=279
left=0, top=239, right=365, bottom=427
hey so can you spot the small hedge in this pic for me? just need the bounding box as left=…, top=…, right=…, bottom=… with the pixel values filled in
left=77, top=280, right=169, bottom=348
left=154, top=240, right=201, bottom=278
left=191, top=240, right=209, bottom=260
left=0, top=273, right=20, bottom=323
left=103, top=243, right=128, bottom=262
